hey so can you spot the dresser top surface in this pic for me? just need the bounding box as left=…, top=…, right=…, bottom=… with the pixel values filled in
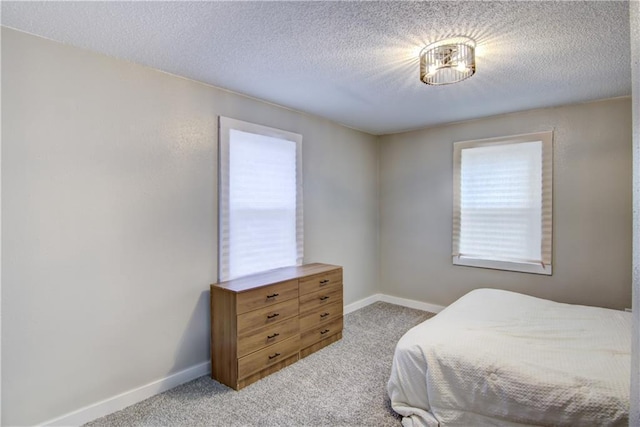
left=211, top=263, right=342, bottom=293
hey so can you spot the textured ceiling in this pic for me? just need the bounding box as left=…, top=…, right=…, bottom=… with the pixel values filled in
left=1, top=1, right=631, bottom=135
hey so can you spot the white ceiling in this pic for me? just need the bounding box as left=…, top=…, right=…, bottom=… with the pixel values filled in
left=1, top=1, right=631, bottom=135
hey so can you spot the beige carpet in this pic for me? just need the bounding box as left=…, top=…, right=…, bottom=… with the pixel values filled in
left=85, top=302, right=435, bottom=426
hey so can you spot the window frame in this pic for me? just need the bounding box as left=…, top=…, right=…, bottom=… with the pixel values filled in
left=218, top=116, right=303, bottom=282
left=452, top=131, right=553, bottom=275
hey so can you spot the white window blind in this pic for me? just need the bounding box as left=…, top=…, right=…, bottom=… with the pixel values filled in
left=219, top=117, right=303, bottom=281
left=452, top=132, right=552, bottom=275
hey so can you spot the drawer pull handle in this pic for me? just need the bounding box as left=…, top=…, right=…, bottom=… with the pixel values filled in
left=268, top=352, right=281, bottom=360
left=320, top=329, right=330, bottom=335
left=319, top=296, right=330, bottom=301
left=319, top=279, right=330, bottom=285
left=320, top=312, right=330, bottom=318
left=267, top=333, right=280, bottom=339
left=267, top=313, right=280, bottom=319
left=266, top=293, right=279, bottom=299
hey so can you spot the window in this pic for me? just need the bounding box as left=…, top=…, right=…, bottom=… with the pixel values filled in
left=452, top=131, right=552, bottom=275
left=218, top=117, right=303, bottom=281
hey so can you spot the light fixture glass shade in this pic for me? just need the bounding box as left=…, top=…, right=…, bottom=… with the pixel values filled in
left=420, top=37, right=476, bottom=85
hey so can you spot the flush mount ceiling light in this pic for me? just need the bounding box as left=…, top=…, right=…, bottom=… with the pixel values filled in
left=420, top=37, right=476, bottom=85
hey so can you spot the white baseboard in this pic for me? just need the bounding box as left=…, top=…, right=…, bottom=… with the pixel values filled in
left=378, top=294, right=445, bottom=314
left=40, top=361, right=211, bottom=427
left=40, top=293, right=442, bottom=426
left=344, top=293, right=445, bottom=314
left=344, top=293, right=383, bottom=314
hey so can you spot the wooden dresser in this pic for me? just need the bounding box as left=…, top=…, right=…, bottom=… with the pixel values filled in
left=210, top=263, right=343, bottom=390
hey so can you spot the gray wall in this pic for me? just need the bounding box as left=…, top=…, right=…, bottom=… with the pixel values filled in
left=1, top=28, right=379, bottom=426
left=380, top=98, right=632, bottom=310
left=630, top=0, right=639, bottom=424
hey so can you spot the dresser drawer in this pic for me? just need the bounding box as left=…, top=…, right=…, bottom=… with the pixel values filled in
left=299, top=268, right=342, bottom=295
left=299, top=300, right=343, bottom=331
left=237, top=298, right=298, bottom=334
left=237, top=316, right=300, bottom=358
left=300, top=317, right=343, bottom=349
left=238, top=335, right=300, bottom=380
left=299, top=284, right=343, bottom=314
left=236, top=279, right=298, bottom=315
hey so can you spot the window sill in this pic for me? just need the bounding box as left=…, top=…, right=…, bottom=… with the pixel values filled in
left=452, top=256, right=552, bottom=275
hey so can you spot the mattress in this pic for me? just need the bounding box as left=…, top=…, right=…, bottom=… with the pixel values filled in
left=387, top=288, right=631, bottom=427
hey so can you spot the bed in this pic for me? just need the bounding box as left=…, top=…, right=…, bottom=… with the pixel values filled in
left=387, top=288, right=631, bottom=427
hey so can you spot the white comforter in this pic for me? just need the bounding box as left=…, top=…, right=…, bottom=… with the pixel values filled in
left=387, top=289, right=631, bottom=427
